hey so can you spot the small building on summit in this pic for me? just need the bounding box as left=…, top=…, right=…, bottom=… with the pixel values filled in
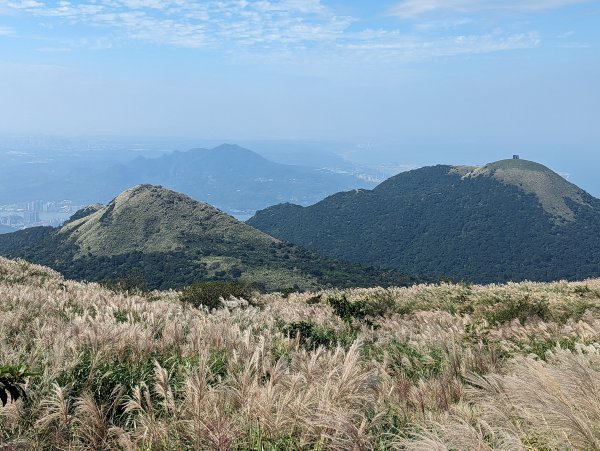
left=513, top=155, right=520, bottom=160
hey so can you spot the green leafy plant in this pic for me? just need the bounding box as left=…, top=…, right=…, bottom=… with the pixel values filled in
left=102, top=270, right=148, bottom=294
left=180, top=281, right=251, bottom=310
left=483, top=295, right=550, bottom=326
left=328, top=294, right=369, bottom=323
left=0, top=364, right=35, bottom=406
left=306, top=294, right=321, bottom=305
left=327, top=292, right=397, bottom=325
left=281, top=321, right=357, bottom=350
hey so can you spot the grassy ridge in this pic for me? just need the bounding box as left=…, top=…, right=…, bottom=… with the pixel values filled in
left=472, top=159, right=588, bottom=222
left=1, top=257, right=600, bottom=449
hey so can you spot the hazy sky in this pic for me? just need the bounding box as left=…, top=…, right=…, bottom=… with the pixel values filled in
left=0, top=0, right=599, bottom=163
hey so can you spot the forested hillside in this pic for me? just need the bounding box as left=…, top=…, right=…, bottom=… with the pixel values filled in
left=249, top=159, right=600, bottom=283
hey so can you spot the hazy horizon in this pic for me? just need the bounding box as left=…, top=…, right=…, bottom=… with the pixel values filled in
left=1, top=133, right=600, bottom=197
left=1, top=2, right=598, bottom=137
left=1, top=0, right=599, bottom=193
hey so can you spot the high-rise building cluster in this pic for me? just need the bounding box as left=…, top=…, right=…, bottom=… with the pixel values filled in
left=0, top=199, right=83, bottom=230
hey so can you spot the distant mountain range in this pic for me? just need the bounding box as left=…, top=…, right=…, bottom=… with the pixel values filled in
left=249, top=158, right=600, bottom=284
left=1, top=144, right=374, bottom=217
left=0, top=184, right=415, bottom=290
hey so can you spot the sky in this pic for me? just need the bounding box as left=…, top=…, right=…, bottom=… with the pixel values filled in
left=0, top=0, right=599, bottom=177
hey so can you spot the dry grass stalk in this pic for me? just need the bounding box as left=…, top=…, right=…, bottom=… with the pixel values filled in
left=2, top=257, right=600, bottom=449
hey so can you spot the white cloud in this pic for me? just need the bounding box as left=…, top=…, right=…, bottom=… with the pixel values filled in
left=0, top=25, right=12, bottom=35
left=557, top=30, right=576, bottom=38
left=233, top=28, right=542, bottom=72
left=4, top=1, right=44, bottom=8
left=0, top=0, right=347, bottom=49
left=342, top=30, right=541, bottom=62
left=558, top=42, right=591, bottom=48
left=0, top=60, right=67, bottom=73
left=0, top=0, right=549, bottom=62
left=390, top=0, right=593, bottom=18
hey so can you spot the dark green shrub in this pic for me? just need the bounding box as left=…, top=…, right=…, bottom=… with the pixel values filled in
left=207, top=349, right=228, bottom=383
left=55, top=349, right=200, bottom=424
left=364, top=292, right=397, bottom=317
left=281, top=285, right=303, bottom=299
left=281, top=321, right=357, bottom=350
left=306, top=295, right=321, bottom=305
left=526, top=337, right=577, bottom=360
left=483, top=295, right=550, bottom=326
left=113, top=309, right=128, bottom=323
left=57, top=349, right=155, bottom=405
left=368, top=341, right=445, bottom=381
left=180, top=281, right=251, bottom=310
left=249, top=281, right=267, bottom=292
left=574, top=285, right=592, bottom=296
left=327, top=292, right=397, bottom=324
left=328, top=294, right=369, bottom=323
left=102, top=270, right=148, bottom=294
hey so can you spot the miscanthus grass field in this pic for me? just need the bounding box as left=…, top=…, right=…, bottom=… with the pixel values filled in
left=1, top=256, right=600, bottom=450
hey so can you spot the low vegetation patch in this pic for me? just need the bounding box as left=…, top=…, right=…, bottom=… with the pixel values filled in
left=101, top=270, right=148, bottom=294
left=327, top=291, right=397, bottom=324
left=481, top=293, right=551, bottom=325
left=179, top=280, right=252, bottom=310
left=2, top=257, right=600, bottom=450
left=281, top=321, right=358, bottom=351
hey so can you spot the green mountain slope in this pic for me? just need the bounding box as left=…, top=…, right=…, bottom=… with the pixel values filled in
left=0, top=185, right=415, bottom=290
left=248, top=159, right=600, bottom=283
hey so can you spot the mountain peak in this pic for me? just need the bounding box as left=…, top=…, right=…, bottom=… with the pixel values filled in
left=114, top=183, right=187, bottom=204
left=211, top=143, right=263, bottom=157
left=61, top=184, right=274, bottom=257
left=460, top=158, right=587, bottom=222
left=482, top=158, right=553, bottom=173
left=213, top=143, right=244, bottom=151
